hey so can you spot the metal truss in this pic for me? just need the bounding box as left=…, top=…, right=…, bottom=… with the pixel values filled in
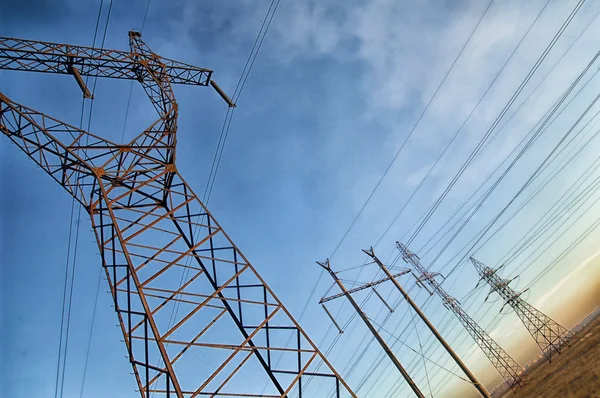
left=0, top=31, right=356, bottom=398
left=470, top=257, right=573, bottom=362
left=319, top=269, right=410, bottom=304
left=0, top=34, right=213, bottom=88
left=396, top=243, right=525, bottom=392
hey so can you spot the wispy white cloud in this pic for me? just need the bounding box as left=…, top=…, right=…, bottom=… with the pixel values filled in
left=535, top=248, right=600, bottom=308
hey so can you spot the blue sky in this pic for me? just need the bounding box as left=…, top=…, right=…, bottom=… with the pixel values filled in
left=2, top=0, right=600, bottom=397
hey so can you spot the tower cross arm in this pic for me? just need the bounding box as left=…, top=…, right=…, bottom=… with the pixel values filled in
left=319, top=269, right=410, bottom=303
left=0, top=35, right=213, bottom=86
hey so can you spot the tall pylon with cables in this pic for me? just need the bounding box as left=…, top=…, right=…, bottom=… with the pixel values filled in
left=0, top=32, right=356, bottom=398
left=470, top=257, right=573, bottom=362
left=396, top=242, right=525, bottom=392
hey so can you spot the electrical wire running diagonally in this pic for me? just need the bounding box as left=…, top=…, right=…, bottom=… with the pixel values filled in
left=308, top=1, right=580, bottom=393
left=55, top=1, right=115, bottom=397
left=0, top=32, right=356, bottom=398
left=296, top=5, right=500, bottom=390
left=406, top=0, right=586, bottom=248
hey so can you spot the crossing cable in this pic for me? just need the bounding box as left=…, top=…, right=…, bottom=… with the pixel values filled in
left=348, top=277, right=412, bottom=388
left=202, top=0, right=281, bottom=204
left=369, top=317, right=476, bottom=386
left=318, top=1, right=581, bottom=392
left=379, top=271, right=478, bottom=397
left=294, top=1, right=498, bottom=368
left=415, top=4, right=600, bottom=258
left=415, top=113, right=600, bottom=361
left=385, top=300, right=465, bottom=396
left=390, top=129, right=600, bottom=395
left=310, top=257, right=410, bottom=396
left=320, top=285, right=423, bottom=397
left=411, top=134, right=600, bottom=394
left=358, top=293, right=434, bottom=395
left=368, top=0, right=565, bottom=313
left=406, top=0, right=585, bottom=248
left=386, top=54, right=591, bottom=368
left=120, top=0, right=152, bottom=142
left=79, top=3, right=151, bottom=398
left=391, top=269, right=509, bottom=397
left=340, top=263, right=455, bottom=396
left=409, top=307, right=433, bottom=397
left=53, top=2, right=111, bottom=398
left=301, top=290, right=377, bottom=395
left=429, top=195, right=600, bottom=394
left=166, top=0, right=282, bottom=344
left=428, top=49, right=600, bottom=283
left=324, top=284, right=414, bottom=396
left=486, top=113, right=600, bottom=267
left=313, top=257, right=414, bottom=396
left=356, top=285, right=422, bottom=394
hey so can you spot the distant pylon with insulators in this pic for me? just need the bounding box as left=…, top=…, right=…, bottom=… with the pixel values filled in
left=470, top=257, right=573, bottom=362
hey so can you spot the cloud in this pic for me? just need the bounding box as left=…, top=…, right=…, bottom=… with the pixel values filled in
left=535, top=248, right=600, bottom=308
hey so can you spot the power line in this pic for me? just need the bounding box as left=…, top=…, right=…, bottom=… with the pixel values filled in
left=390, top=79, right=600, bottom=396
left=202, top=0, right=282, bottom=204
left=120, top=0, right=152, bottom=143
left=424, top=31, right=600, bottom=283
left=54, top=1, right=111, bottom=397
left=406, top=0, right=584, bottom=247
left=330, top=0, right=497, bottom=261
left=313, top=2, right=580, bottom=392
left=415, top=3, right=600, bottom=258
left=404, top=109, right=597, bottom=394
left=79, top=2, right=146, bottom=396
left=309, top=3, right=564, bottom=376
left=295, top=4, right=500, bottom=377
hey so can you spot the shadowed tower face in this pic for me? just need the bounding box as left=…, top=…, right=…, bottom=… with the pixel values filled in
left=0, top=32, right=356, bottom=398
left=470, top=257, right=573, bottom=362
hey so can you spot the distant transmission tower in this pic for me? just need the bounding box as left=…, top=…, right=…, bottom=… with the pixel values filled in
left=470, top=257, right=573, bottom=362
left=0, top=32, right=356, bottom=398
left=397, top=242, right=525, bottom=392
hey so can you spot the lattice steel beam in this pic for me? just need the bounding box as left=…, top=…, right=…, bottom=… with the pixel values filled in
left=0, top=31, right=355, bottom=398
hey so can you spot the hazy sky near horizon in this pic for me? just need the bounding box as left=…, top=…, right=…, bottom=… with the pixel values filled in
left=1, top=0, right=600, bottom=397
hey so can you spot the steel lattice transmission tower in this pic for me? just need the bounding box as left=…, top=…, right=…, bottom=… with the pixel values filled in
left=0, top=32, right=356, bottom=398
left=470, top=257, right=573, bottom=362
left=396, top=242, right=525, bottom=392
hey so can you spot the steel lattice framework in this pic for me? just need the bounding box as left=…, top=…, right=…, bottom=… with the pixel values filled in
left=470, top=257, right=573, bottom=362
left=0, top=31, right=356, bottom=398
left=396, top=242, right=525, bottom=392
